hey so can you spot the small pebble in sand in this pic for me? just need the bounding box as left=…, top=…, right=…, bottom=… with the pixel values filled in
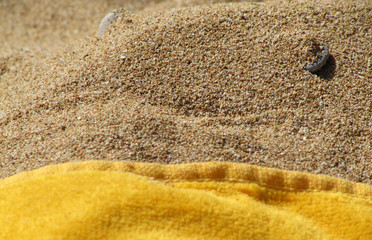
left=304, top=45, right=330, bottom=73
left=96, top=11, right=120, bottom=37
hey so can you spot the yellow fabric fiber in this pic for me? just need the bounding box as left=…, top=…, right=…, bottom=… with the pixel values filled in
left=0, top=161, right=371, bottom=240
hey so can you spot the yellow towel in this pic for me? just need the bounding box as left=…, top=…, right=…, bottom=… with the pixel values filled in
left=0, top=161, right=371, bottom=240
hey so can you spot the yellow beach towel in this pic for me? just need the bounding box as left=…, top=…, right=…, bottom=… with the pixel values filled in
left=0, top=161, right=371, bottom=240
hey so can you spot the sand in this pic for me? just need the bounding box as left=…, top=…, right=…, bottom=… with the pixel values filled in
left=0, top=0, right=371, bottom=183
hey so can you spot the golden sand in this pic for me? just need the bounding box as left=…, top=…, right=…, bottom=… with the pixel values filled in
left=0, top=0, right=371, bottom=183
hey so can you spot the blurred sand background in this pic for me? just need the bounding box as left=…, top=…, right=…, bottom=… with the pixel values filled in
left=0, top=0, right=371, bottom=183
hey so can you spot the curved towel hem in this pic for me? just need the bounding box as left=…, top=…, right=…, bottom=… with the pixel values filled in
left=1, top=161, right=371, bottom=197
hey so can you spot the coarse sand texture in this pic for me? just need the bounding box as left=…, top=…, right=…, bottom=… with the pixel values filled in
left=0, top=0, right=371, bottom=183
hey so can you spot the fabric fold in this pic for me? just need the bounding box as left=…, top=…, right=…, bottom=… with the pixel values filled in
left=0, top=161, right=371, bottom=240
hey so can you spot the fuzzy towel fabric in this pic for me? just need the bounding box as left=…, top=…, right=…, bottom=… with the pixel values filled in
left=0, top=161, right=371, bottom=240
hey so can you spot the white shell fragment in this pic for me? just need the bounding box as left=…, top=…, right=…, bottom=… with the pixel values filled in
left=96, top=11, right=120, bottom=37
left=304, top=45, right=330, bottom=73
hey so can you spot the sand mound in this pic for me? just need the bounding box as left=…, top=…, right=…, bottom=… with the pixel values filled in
left=0, top=0, right=258, bottom=56
left=0, top=0, right=371, bottom=183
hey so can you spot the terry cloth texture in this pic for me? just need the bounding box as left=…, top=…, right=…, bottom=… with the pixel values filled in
left=0, top=161, right=371, bottom=240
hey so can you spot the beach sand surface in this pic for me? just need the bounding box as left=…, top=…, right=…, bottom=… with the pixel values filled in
left=0, top=0, right=371, bottom=183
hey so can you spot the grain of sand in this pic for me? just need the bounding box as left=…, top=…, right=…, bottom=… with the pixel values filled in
left=0, top=0, right=371, bottom=183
